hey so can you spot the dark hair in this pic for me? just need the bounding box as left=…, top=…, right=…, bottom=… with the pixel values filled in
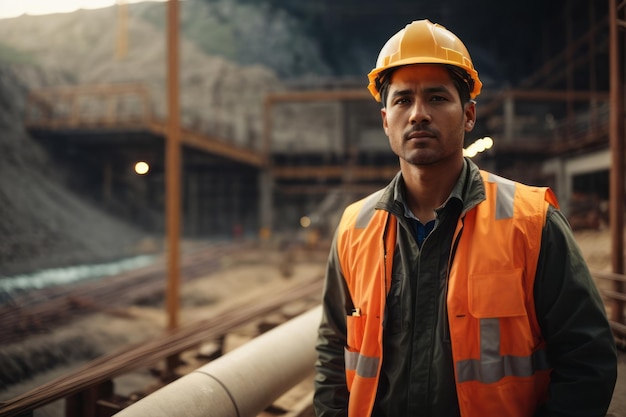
left=444, top=65, right=473, bottom=105
left=377, top=69, right=394, bottom=108
left=378, top=65, right=473, bottom=108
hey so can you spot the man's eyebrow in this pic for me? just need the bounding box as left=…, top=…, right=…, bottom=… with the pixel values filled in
left=390, top=85, right=452, bottom=98
left=389, top=89, right=413, bottom=99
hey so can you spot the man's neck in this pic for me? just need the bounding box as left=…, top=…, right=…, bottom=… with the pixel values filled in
left=400, top=158, right=464, bottom=223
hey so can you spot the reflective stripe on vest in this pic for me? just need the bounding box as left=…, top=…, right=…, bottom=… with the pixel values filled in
left=345, top=350, right=379, bottom=378
left=355, top=189, right=383, bottom=229
left=490, top=172, right=515, bottom=219
left=456, top=318, right=550, bottom=383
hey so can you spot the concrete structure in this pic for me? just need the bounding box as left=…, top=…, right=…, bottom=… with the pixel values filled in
left=543, top=148, right=610, bottom=216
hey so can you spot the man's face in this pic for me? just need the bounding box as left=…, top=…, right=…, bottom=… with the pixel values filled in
left=381, top=64, right=476, bottom=167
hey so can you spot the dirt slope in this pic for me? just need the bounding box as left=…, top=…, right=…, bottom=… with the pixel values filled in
left=0, top=64, right=152, bottom=277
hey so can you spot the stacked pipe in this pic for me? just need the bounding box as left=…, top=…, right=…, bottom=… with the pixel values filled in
left=114, top=305, right=322, bottom=417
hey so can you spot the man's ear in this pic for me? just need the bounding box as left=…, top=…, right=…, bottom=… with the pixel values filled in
left=464, top=100, right=476, bottom=132
left=381, top=108, right=389, bottom=136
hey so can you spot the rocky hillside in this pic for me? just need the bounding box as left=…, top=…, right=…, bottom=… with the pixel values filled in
left=0, top=0, right=338, bottom=277
left=0, top=1, right=348, bottom=147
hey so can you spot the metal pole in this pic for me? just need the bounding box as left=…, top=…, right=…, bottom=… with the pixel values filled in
left=588, top=0, right=598, bottom=133
left=166, top=0, right=181, bottom=332
left=259, top=97, right=273, bottom=241
left=609, top=0, right=625, bottom=323
left=116, top=0, right=128, bottom=60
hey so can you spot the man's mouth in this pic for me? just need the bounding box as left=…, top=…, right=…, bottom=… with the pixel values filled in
left=406, top=130, right=436, bottom=141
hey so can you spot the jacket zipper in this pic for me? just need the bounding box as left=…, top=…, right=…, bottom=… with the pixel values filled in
left=444, top=215, right=464, bottom=343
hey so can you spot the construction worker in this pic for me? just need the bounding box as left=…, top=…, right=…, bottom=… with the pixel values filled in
left=314, top=19, right=617, bottom=417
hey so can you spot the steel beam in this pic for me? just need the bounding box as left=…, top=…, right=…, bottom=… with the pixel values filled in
left=609, top=0, right=625, bottom=323
left=165, top=0, right=181, bottom=383
left=265, top=89, right=371, bottom=104
left=272, top=164, right=398, bottom=181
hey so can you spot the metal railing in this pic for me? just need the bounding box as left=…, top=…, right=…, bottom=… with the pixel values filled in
left=0, top=275, right=323, bottom=417
left=25, top=83, right=154, bottom=129
left=23, top=83, right=264, bottom=167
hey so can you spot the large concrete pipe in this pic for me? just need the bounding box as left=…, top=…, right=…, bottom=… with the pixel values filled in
left=114, top=305, right=322, bottom=417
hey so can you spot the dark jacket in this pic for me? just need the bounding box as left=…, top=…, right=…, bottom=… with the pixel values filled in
left=314, top=158, right=617, bottom=417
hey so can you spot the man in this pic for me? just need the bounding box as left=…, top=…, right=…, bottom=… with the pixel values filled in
left=314, top=19, right=617, bottom=417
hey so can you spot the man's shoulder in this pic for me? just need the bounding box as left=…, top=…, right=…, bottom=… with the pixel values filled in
left=341, top=188, right=386, bottom=228
left=478, top=169, right=559, bottom=215
left=336, top=173, right=398, bottom=233
left=346, top=188, right=385, bottom=211
left=480, top=169, right=543, bottom=190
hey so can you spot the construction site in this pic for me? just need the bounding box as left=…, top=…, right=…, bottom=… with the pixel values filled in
left=0, top=0, right=626, bottom=416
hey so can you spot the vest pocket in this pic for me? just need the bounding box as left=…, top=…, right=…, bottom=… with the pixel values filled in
left=468, top=268, right=526, bottom=318
left=346, top=313, right=365, bottom=350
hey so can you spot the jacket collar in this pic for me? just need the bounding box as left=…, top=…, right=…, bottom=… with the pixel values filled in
left=375, top=157, right=486, bottom=217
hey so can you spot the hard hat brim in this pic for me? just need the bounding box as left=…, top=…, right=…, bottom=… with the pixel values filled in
left=367, top=58, right=482, bottom=102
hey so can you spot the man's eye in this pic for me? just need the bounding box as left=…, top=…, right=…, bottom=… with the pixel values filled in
left=394, top=97, right=410, bottom=105
left=430, top=95, right=447, bottom=102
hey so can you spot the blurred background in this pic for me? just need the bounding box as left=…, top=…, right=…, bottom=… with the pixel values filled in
left=0, top=1, right=624, bottom=416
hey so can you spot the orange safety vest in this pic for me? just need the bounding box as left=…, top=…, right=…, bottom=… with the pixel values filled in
left=336, top=171, right=558, bottom=417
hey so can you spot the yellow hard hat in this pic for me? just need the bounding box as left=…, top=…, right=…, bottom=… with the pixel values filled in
left=367, top=19, right=482, bottom=102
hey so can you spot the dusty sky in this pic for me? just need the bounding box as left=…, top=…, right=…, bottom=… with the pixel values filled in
left=0, top=0, right=169, bottom=19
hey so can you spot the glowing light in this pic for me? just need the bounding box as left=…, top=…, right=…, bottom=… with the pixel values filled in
left=464, top=136, right=494, bottom=158
left=134, top=161, right=150, bottom=175
left=300, top=216, right=311, bottom=228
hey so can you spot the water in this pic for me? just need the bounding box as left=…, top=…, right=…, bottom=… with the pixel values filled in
left=0, top=254, right=157, bottom=304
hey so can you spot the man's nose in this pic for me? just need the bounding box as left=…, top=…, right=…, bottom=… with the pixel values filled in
left=409, top=99, right=431, bottom=124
